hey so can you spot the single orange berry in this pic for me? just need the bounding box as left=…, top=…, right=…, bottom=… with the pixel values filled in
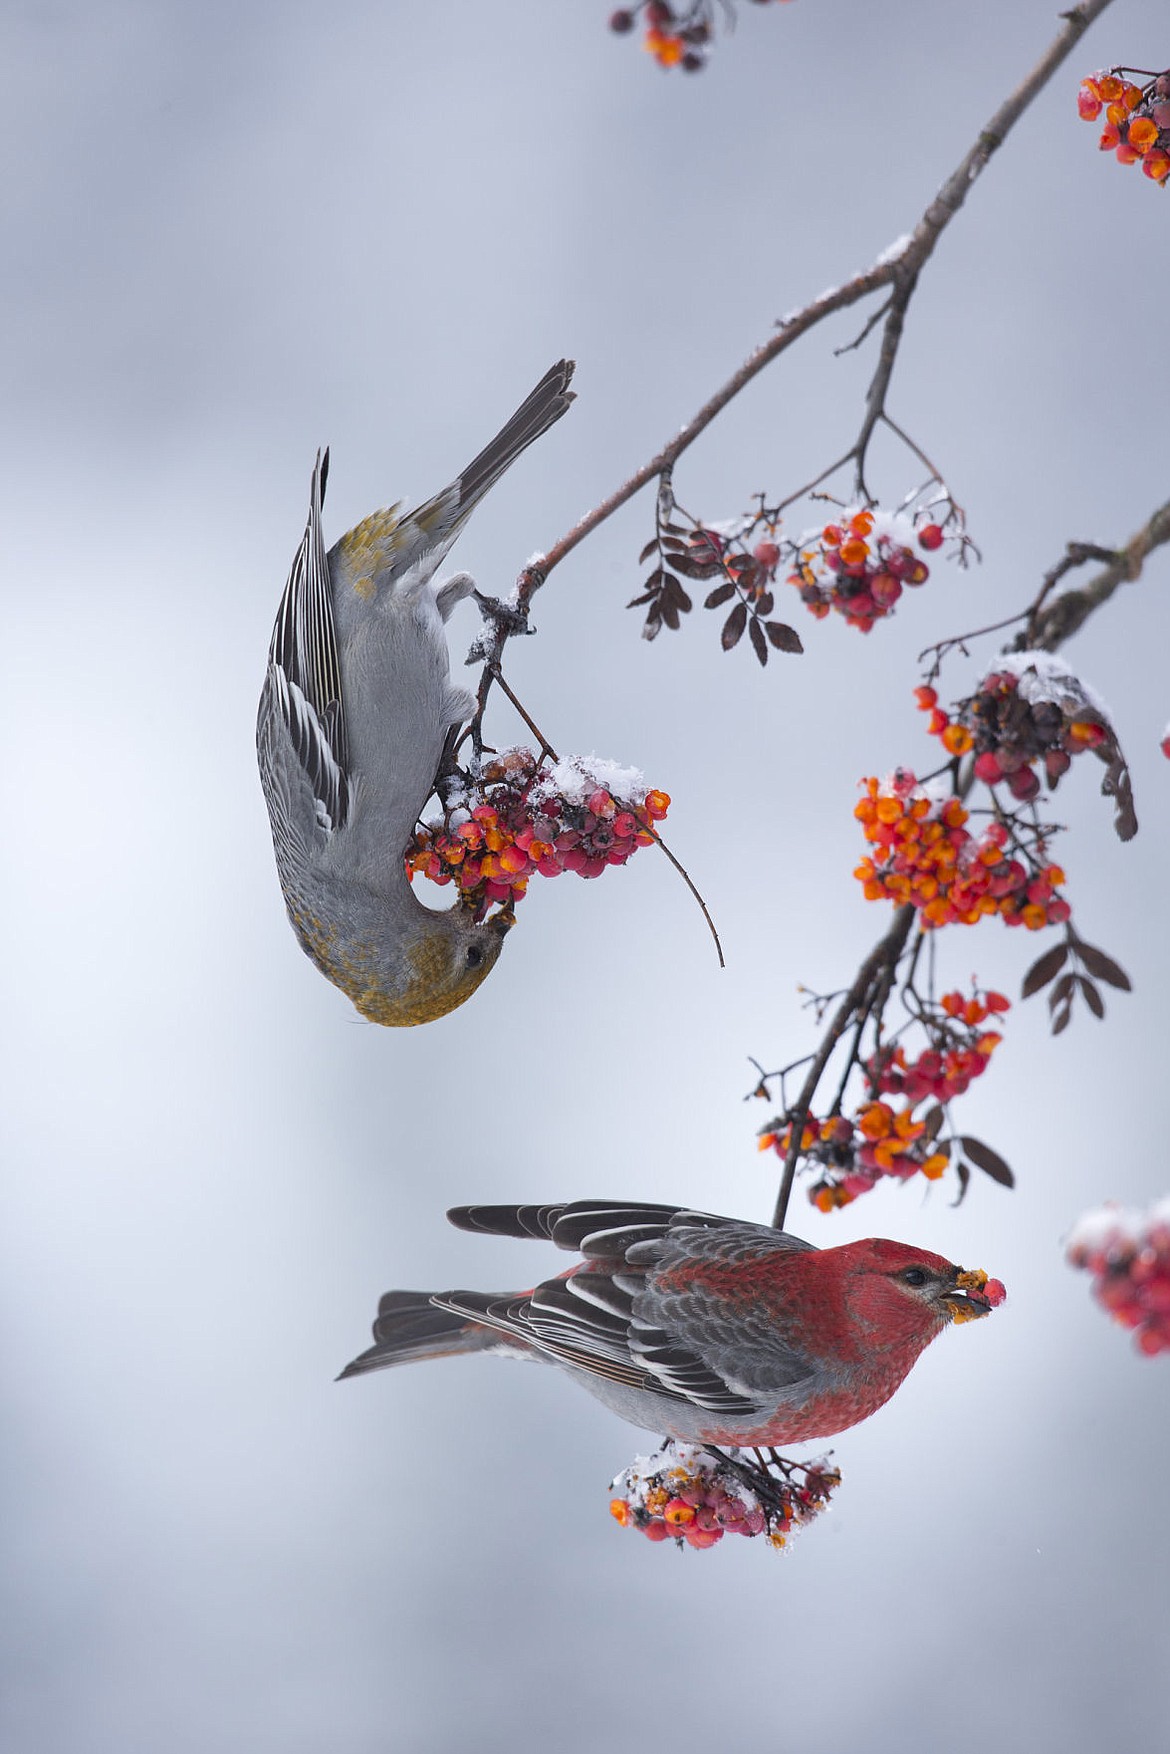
left=941, top=723, right=974, bottom=756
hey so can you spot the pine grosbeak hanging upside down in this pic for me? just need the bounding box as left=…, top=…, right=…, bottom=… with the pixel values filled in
left=257, top=360, right=575, bottom=1026
left=339, top=1201, right=1005, bottom=1445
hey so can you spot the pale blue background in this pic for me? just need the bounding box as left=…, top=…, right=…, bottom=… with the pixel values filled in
left=3, top=2, right=1168, bottom=1749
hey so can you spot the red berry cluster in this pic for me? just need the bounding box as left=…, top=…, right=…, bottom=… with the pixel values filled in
left=787, top=508, right=941, bottom=633
left=610, top=1440, right=839, bottom=1550
left=759, top=987, right=1013, bottom=1209
left=759, top=1107, right=951, bottom=1210
left=405, top=749, right=669, bottom=920
left=609, top=1, right=786, bottom=72
left=1067, top=1199, right=1170, bottom=1356
left=854, top=770, right=1070, bottom=930
left=915, top=655, right=1112, bottom=804
left=1078, top=69, right=1170, bottom=185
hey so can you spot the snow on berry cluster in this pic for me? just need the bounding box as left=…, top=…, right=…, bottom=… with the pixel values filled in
left=405, top=748, right=669, bottom=920
left=1078, top=69, right=1170, bottom=185
left=608, top=1, right=787, bottom=73
left=759, top=987, right=1012, bottom=1209
left=786, top=507, right=942, bottom=633
left=1067, top=1199, right=1170, bottom=1357
left=916, top=653, right=1115, bottom=804
left=610, top=1441, right=840, bottom=1550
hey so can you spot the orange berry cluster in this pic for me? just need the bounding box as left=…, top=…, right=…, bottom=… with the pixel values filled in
left=610, top=1440, right=839, bottom=1550
left=915, top=660, right=1111, bottom=804
left=1067, top=1199, right=1170, bottom=1356
left=1078, top=70, right=1170, bottom=185
left=787, top=507, right=941, bottom=633
left=406, top=748, right=669, bottom=920
left=854, top=770, right=1071, bottom=930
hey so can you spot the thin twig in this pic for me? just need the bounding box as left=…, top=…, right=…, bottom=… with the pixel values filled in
left=468, top=0, right=1113, bottom=716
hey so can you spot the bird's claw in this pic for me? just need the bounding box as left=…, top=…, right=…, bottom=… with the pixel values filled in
left=473, top=590, right=532, bottom=638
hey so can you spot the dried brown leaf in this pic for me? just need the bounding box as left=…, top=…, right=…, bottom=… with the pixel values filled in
left=1076, top=975, right=1105, bottom=1019
left=1021, top=941, right=1069, bottom=998
left=958, top=1135, right=1015, bottom=1188
left=765, top=621, right=804, bottom=654
left=722, top=602, right=747, bottom=651
left=1075, top=940, right=1132, bottom=991
left=1048, top=971, right=1076, bottom=1011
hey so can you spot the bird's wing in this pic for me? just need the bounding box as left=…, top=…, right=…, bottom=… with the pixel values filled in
left=432, top=1218, right=820, bottom=1416
left=258, top=451, right=350, bottom=860
left=629, top=1225, right=824, bottom=1399
left=432, top=1279, right=757, bottom=1411
left=446, top=1199, right=744, bottom=1254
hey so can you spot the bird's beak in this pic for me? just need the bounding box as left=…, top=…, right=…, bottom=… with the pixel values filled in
left=491, top=906, right=516, bottom=939
left=942, top=1266, right=996, bottom=1324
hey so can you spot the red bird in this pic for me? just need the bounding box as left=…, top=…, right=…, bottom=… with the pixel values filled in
left=339, top=1201, right=1005, bottom=1445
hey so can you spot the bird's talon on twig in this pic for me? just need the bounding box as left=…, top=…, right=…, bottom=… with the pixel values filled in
left=473, top=589, right=532, bottom=637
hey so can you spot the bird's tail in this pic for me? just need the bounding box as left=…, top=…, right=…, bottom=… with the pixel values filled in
left=336, top=1289, right=505, bottom=1381
left=455, top=358, right=575, bottom=516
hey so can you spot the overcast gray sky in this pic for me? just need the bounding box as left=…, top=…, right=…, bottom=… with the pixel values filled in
left=3, top=2, right=1168, bottom=1750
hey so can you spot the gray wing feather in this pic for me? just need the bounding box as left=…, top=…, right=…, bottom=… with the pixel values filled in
left=260, top=450, right=350, bottom=851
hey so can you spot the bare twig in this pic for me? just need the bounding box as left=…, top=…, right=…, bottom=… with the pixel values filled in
left=468, top=0, right=1113, bottom=713
left=1026, top=500, right=1170, bottom=650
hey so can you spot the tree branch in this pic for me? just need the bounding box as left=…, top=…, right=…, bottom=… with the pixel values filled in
left=770, top=481, right=1168, bottom=1229
left=469, top=0, right=1114, bottom=708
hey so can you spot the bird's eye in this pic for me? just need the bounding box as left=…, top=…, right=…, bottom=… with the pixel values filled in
left=465, top=944, right=484, bottom=970
left=900, top=1266, right=929, bottom=1288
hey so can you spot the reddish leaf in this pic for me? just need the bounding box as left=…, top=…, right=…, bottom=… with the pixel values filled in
left=756, top=591, right=774, bottom=617
left=722, top=602, right=747, bottom=651
left=638, top=537, right=659, bottom=566
left=704, top=581, right=736, bottom=610
left=749, top=616, right=768, bottom=667
left=660, top=596, right=680, bottom=632
left=1021, top=941, right=1069, bottom=998
left=1052, top=1000, right=1072, bottom=1036
left=641, top=610, right=662, bottom=643
left=951, top=1160, right=971, bottom=1206
left=958, top=1135, right=1015, bottom=1188
left=1075, top=941, right=1132, bottom=991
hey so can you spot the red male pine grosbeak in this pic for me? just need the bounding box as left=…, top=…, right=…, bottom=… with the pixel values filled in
left=339, top=1200, right=1005, bottom=1445
left=257, top=361, right=575, bottom=1025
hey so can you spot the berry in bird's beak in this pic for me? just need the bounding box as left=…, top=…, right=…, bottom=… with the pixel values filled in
left=491, top=906, right=516, bottom=938
left=944, top=1266, right=1007, bottom=1324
